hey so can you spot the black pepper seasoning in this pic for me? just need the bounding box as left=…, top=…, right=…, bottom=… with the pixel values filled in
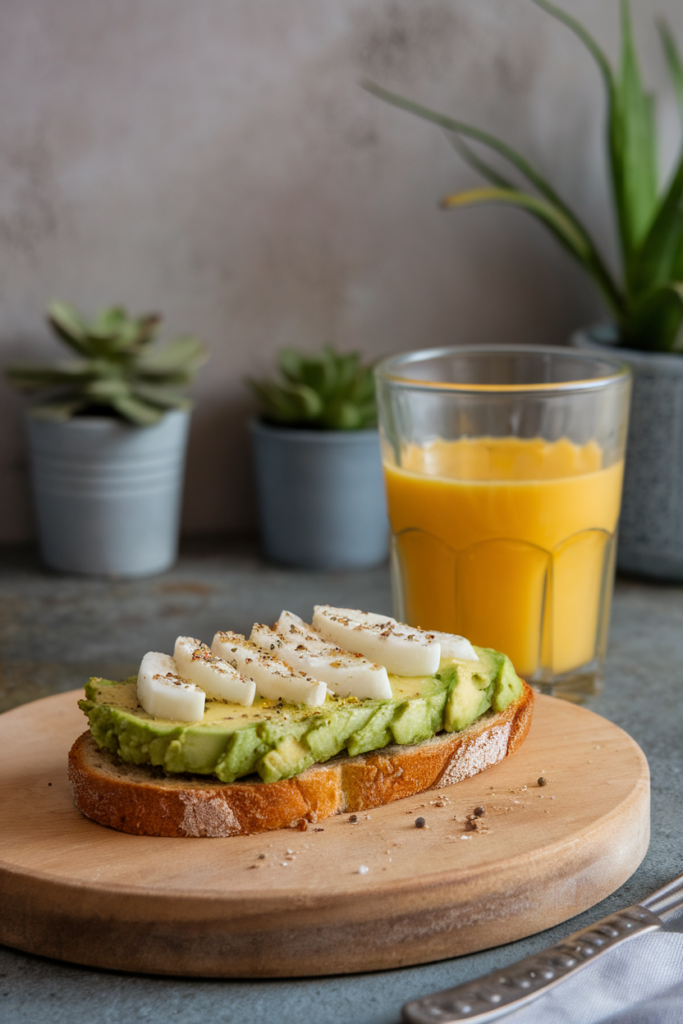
left=415, top=816, right=426, bottom=829
left=538, top=776, right=547, bottom=787
left=473, top=806, right=485, bottom=817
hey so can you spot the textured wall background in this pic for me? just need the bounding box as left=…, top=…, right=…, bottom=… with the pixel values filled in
left=1, top=0, right=681, bottom=541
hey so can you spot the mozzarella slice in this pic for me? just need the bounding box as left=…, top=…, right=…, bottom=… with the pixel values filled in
left=174, top=636, right=255, bottom=706
left=211, top=630, right=327, bottom=707
left=311, top=605, right=442, bottom=677
left=137, top=651, right=205, bottom=722
left=265, top=611, right=392, bottom=700
left=430, top=631, right=478, bottom=662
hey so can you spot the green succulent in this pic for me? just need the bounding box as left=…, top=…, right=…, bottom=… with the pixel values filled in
left=5, top=301, right=207, bottom=425
left=248, top=345, right=377, bottom=429
left=365, top=0, right=683, bottom=352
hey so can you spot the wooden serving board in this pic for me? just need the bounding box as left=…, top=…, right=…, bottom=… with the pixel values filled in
left=0, top=689, right=649, bottom=978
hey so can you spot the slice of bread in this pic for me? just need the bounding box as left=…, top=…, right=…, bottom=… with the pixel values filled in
left=68, top=682, right=534, bottom=838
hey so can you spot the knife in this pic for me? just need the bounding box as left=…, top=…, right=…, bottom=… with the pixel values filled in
left=402, top=871, right=683, bottom=1023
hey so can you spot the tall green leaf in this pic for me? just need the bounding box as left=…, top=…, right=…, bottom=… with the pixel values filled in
left=659, top=19, right=683, bottom=121
left=633, top=153, right=683, bottom=290
left=612, top=0, right=658, bottom=268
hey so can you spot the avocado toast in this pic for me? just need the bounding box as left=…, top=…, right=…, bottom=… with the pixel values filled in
left=69, top=606, right=534, bottom=837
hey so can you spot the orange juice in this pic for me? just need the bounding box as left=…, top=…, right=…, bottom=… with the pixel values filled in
left=384, top=437, right=624, bottom=679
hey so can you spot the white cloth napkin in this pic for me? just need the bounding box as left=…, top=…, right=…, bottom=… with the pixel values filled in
left=504, top=931, right=683, bottom=1023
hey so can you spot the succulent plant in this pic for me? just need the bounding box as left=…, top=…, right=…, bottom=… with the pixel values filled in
left=5, top=301, right=207, bottom=425
left=248, top=345, right=377, bottom=429
left=365, top=0, right=683, bottom=353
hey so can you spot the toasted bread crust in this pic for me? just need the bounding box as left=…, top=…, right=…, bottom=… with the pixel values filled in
left=68, top=682, right=534, bottom=837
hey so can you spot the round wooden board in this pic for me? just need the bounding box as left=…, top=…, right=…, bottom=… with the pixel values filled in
left=0, top=689, right=649, bottom=978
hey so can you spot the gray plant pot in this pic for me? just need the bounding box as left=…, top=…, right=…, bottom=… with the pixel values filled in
left=250, top=420, right=389, bottom=569
left=572, top=326, right=683, bottom=580
left=26, top=408, right=190, bottom=578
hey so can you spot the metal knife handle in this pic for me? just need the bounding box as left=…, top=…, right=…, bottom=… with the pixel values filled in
left=402, top=905, right=661, bottom=1024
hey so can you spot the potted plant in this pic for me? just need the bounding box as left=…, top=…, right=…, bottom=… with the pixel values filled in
left=366, top=0, right=683, bottom=580
left=6, top=301, right=206, bottom=577
left=248, top=345, right=388, bottom=569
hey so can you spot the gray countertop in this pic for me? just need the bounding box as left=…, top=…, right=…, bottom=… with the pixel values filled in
left=1, top=539, right=682, bottom=1024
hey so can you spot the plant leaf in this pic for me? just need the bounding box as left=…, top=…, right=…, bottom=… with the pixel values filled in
left=46, top=301, right=91, bottom=354
left=446, top=134, right=516, bottom=189
left=278, top=349, right=303, bottom=382
left=337, top=352, right=364, bottom=395
left=249, top=346, right=376, bottom=427
left=131, top=383, right=189, bottom=409
left=633, top=152, right=683, bottom=290
left=28, top=397, right=89, bottom=421
left=363, top=79, right=622, bottom=316
left=363, top=80, right=576, bottom=218
left=247, top=378, right=324, bottom=424
left=110, top=393, right=166, bottom=425
left=298, top=350, right=337, bottom=398
left=443, top=185, right=626, bottom=317
left=612, top=0, right=658, bottom=264
left=533, top=0, right=656, bottom=262
left=136, top=336, right=206, bottom=375
left=84, top=378, right=134, bottom=402
left=4, top=362, right=92, bottom=391
left=442, top=186, right=590, bottom=254
left=624, top=280, right=683, bottom=350
left=658, top=18, right=683, bottom=122
left=530, top=0, right=614, bottom=88
left=325, top=402, right=362, bottom=430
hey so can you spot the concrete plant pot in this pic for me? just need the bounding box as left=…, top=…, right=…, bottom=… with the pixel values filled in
left=250, top=420, right=389, bottom=569
left=26, top=408, right=190, bottom=578
left=573, top=326, right=683, bottom=580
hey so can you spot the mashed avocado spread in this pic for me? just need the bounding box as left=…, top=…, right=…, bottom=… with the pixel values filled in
left=78, top=648, right=522, bottom=784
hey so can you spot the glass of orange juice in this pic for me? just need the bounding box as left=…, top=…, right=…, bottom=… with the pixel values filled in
left=375, top=346, right=631, bottom=700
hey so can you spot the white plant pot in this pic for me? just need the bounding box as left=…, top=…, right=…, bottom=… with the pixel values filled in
left=572, top=326, right=683, bottom=580
left=26, top=408, right=190, bottom=578
left=250, top=420, right=389, bottom=569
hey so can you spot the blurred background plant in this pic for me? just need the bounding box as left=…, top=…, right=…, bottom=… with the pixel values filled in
left=248, top=345, right=377, bottom=429
left=5, top=301, right=207, bottom=426
left=365, top=0, right=683, bottom=353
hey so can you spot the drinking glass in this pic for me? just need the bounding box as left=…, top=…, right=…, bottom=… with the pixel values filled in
left=375, top=346, right=631, bottom=700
